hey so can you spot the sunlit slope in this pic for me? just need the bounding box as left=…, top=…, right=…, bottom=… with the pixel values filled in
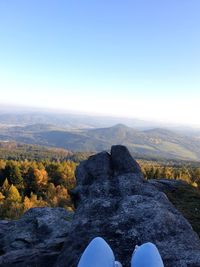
left=1, top=124, right=200, bottom=160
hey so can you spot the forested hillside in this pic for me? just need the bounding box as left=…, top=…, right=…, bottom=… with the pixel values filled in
left=0, top=159, right=76, bottom=219
left=1, top=124, right=200, bottom=161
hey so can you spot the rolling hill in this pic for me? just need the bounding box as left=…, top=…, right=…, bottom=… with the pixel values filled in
left=1, top=123, right=200, bottom=161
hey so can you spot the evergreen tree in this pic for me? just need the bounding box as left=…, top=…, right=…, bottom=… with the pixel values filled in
left=23, top=167, right=36, bottom=195
left=1, top=178, right=10, bottom=197
left=3, top=162, right=23, bottom=187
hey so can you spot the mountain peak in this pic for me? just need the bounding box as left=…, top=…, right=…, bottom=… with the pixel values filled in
left=112, top=123, right=129, bottom=129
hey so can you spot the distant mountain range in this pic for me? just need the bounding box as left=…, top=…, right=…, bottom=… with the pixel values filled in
left=1, top=122, right=200, bottom=161
left=0, top=107, right=159, bottom=129
left=1, top=107, right=200, bottom=135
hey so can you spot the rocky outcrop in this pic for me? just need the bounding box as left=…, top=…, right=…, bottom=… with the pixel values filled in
left=148, top=178, right=188, bottom=192
left=0, top=146, right=200, bottom=267
left=0, top=207, right=72, bottom=267
left=55, top=145, right=200, bottom=267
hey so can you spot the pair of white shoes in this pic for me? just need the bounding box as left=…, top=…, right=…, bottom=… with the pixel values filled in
left=78, top=237, right=164, bottom=267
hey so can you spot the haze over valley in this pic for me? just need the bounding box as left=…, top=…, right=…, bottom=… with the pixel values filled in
left=1, top=107, right=200, bottom=161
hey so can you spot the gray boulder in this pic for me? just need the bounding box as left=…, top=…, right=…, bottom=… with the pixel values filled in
left=0, top=146, right=200, bottom=267
left=111, top=145, right=141, bottom=175
left=55, top=145, right=200, bottom=267
left=148, top=178, right=187, bottom=191
left=0, top=207, right=72, bottom=267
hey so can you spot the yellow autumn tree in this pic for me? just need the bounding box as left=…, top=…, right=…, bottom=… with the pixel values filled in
left=0, top=160, right=6, bottom=170
left=34, top=169, right=48, bottom=190
left=8, top=184, right=22, bottom=203
left=1, top=185, right=23, bottom=219
left=23, top=196, right=33, bottom=210
left=46, top=183, right=71, bottom=208
left=0, top=192, right=5, bottom=202
left=23, top=193, right=47, bottom=212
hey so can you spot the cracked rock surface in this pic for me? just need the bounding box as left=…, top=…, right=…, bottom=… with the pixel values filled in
left=0, top=146, right=200, bottom=267
left=55, top=145, right=200, bottom=267
left=0, top=207, right=72, bottom=267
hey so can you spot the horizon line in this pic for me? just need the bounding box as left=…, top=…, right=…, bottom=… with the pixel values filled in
left=1, top=102, right=200, bottom=129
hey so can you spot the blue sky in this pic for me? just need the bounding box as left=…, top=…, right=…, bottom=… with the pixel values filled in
left=0, top=1, right=200, bottom=125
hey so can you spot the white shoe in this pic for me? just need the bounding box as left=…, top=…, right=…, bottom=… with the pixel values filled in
left=133, top=244, right=140, bottom=255
left=114, top=261, right=122, bottom=267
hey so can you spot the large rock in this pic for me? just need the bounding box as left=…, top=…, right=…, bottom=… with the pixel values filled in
left=111, top=145, right=141, bottom=175
left=0, top=146, right=200, bottom=267
left=55, top=145, right=200, bottom=267
left=0, top=207, right=72, bottom=267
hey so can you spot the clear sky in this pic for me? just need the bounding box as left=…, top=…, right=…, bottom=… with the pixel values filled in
left=0, top=0, right=200, bottom=126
